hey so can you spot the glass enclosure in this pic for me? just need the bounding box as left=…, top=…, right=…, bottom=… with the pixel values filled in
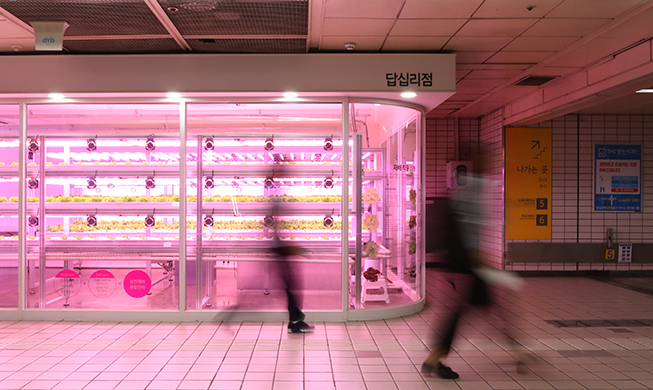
left=0, top=105, right=19, bottom=308
left=0, top=99, right=423, bottom=318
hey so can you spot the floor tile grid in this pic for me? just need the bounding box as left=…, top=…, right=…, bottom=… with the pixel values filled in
left=1, top=270, right=653, bottom=389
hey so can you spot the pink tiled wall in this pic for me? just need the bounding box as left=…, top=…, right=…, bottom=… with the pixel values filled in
left=507, top=114, right=653, bottom=272
left=425, top=112, right=504, bottom=269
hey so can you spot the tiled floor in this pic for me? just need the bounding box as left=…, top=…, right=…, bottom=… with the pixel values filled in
left=2, top=269, right=653, bottom=389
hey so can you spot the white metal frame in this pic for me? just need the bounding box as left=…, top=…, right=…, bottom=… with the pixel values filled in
left=0, top=96, right=426, bottom=322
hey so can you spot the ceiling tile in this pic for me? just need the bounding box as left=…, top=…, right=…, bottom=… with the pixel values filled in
left=547, top=0, right=647, bottom=18
left=0, top=37, right=34, bottom=52
left=0, top=19, right=31, bottom=38
left=473, top=0, right=565, bottom=18
left=535, top=66, right=582, bottom=77
left=464, top=69, right=526, bottom=79
left=456, top=18, right=539, bottom=37
left=457, top=78, right=508, bottom=88
left=523, top=18, right=611, bottom=37
left=319, top=35, right=385, bottom=51
left=322, top=18, right=395, bottom=35
left=389, top=19, right=466, bottom=36
left=454, top=51, right=496, bottom=64
left=443, top=36, right=513, bottom=52
left=324, top=0, right=405, bottom=18
left=383, top=36, right=448, bottom=51
left=400, top=0, right=484, bottom=19
left=502, top=36, right=578, bottom=52
left=546, top=37, right=642, bottom=68
left=456, top=69, right=473, bottom=80
left=485, top=51, right=555, bottom=64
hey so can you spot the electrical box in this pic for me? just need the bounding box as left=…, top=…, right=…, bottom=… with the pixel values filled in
left=618, top=243, right=632, bottom=263
left=446, top=161, right=472, bottom=189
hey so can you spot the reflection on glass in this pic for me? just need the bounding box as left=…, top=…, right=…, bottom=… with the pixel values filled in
left=25, top=104, right=180, bottom=310
left=0, top=105, right=19, bottom=308
left=349, top=103, right=422, bottom=308
left=186, top=103, right=343, bottom=312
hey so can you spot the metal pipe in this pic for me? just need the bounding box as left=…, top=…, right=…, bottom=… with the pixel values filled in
left=341, top=99, right=349, bottom=315
left=18, top=103, right=27, bottom=312
left=196, top=135, right=203, bottom=309
left=39, top=135, right=46, bottom=308
left=354, top=133, right=363, bottom=309
left=178, top=101, right=187, bottom=311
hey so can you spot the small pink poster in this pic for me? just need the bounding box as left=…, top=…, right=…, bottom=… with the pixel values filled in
left=53, top=269, right=81, bottom=297
left=123, top=270, right=151, bottom=298
left=88, top=270, right=116, bottom=298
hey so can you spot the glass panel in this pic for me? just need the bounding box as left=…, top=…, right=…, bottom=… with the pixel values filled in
left=348, top=103, right=422, bottom=308
left=0, top=105, right=19, bottom=308
left=186, top=103, right=343, bottom=313
left=26, top=104, right=180, bottom=309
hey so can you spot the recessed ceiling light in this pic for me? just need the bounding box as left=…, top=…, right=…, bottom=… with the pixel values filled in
left=636, top=88, right=653, bottom=93
left=401, top=92, right=417, bottom=98
left=282, top=92, right=299, bottom=98
left=166, top=92, right=182, bottom=99
left=48, top=93, right=65, bottom=99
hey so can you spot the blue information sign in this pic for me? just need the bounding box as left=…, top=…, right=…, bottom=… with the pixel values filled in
left=594, top=144, right=641, bottom=211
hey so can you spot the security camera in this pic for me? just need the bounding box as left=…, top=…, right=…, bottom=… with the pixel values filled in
left=203, top=216, right=214, bottom=228
left=28, top=216, right=39, bottom=227
left=263, top=216, right=275, bottom=228
left=204, top=138, right=214, bottom=151
left=87, top=215, right=97, bottom=227
left=264, top=178, right=275, bottom=189
left=145, top=178, right=156, bottom=189
left=204, top=177, right=215, bottom=189
left=264, top=139, right=274, bottom=151
left=324, top=138, right=334, bottom=151
left=324, top=178, right=334, bottom=189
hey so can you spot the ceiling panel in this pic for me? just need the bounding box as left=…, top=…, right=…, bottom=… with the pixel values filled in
left=322, top=18, right=394, bottom=36
left=0, top=37, right=34, bottom=52
left=382, top=36, right=448, bottom=51
left=464, top=69, right=527, bottom=79
left=502, top=36, right=578, bottom=52
left=523, top=18, right=611, bottom=37
left=453, top=51, right=496, bottom=63
left=319, top=35, right=384, bottom=51
left=323, top=0, right=404, bottom=18
left=535, top=66, right=582, bottom=77
left=186, top=38, right=306, bottom=53
left=485, top=51, right=555, bottom=64
left=443, top=36, right=513, bottom=52
left=400, top=0, right=484, bottom=19
left=546, top=36, right=645, bottom=68
left=546, top=0, right=647, bottom=18
left=161, top=0, right=308, bottom=36
left=473, top=0, right=564, bottom=18
left=0, top=0, right=168, bottom=36
left=455, top=18, right=539, bottom=37
left=64, top=38, right=182, bottom=54
left=389, top=19, right=466, bottom=36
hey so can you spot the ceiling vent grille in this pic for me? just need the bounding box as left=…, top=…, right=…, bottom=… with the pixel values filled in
left=514, top=75, right=557, bottom=86
left=159, top=0, right=308, bottom=36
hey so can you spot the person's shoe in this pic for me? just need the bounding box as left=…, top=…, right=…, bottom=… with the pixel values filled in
left=288, top=320, right=315, bottom=333
left=436, top=362, right=459, bottom=379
